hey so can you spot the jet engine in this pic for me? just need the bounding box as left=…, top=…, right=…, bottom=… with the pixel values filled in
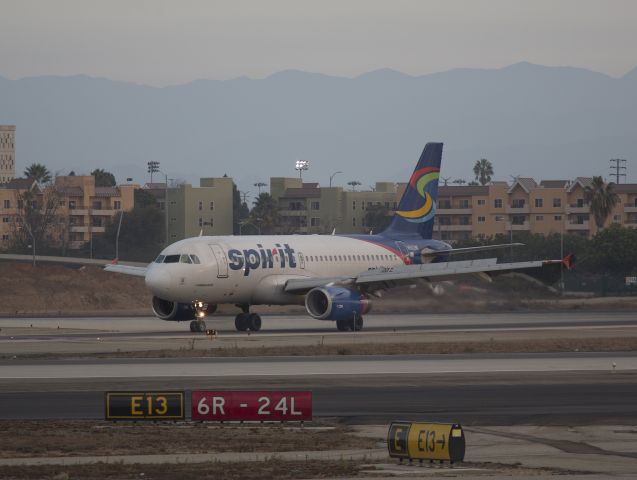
left=151, top=296, right=196, bottom=320
left=304, top=286, right=371, bottom=321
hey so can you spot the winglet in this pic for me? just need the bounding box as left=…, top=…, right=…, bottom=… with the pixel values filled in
left=562, top=253, right=576, bottom=270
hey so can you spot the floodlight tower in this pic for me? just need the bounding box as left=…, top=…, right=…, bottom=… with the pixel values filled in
left=295, top=160, right=309, bottom=181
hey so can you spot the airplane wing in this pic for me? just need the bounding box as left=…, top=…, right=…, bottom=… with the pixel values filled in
left=421, top=243, right=524, bottom=258
left=104, top=263, right=148, bottom=277
left=284, top=256, right=572, bottom=294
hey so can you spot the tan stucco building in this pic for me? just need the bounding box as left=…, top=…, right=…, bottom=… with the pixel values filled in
left=271, top=177, right=399, bottom=234
left=166, top=177, right=234, bottom=241
left=54, top=175, right=137, bottom=249
left=0, top=125, right=16, bottom=184
left=435, top=178, right=637, bottom=242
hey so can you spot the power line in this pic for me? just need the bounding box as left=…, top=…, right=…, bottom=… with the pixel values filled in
left=609, top=158, right=627, bottom=184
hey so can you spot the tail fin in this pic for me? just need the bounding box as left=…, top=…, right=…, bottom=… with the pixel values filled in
left=381, top=142, right=443, bottom=239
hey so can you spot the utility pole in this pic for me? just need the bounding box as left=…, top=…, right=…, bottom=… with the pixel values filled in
left=609, top=158, right=627, bottom=184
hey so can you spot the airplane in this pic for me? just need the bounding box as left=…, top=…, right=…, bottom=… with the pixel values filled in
left=105, top=142, right=573, bottom=333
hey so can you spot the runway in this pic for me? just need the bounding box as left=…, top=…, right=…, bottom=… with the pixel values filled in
left=1, top=353, right=636, bottom=424
left=2, top=311, right=636, bottom=340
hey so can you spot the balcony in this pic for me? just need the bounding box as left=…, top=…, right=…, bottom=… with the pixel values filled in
left=91, top=208, right=116, bottom=216
left=437, top=207, right=472, bottom=214
left=623, top=203, right=637, bottom=213
left=91, top=226, right=106, bottom=233
left=68, top=208, right=89, bottom=216
left=505, top=205, right=530, bottom=214
left=566, top=204, right=589, bottom=214
left=69, top=226, right=89, bottom=233
left=567, top=221, right=590, bottom=231
left=68, top=241, right=85, bottom=249
left=280, top=209, right=308, bottom=217
left=439, top=224, right=472, bottom=231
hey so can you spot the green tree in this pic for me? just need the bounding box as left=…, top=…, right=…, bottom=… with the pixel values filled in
left=249, top=192, right=280, bottom=234
left=473, top=158, right=494, bottom=186
left=92, top=206, right=164, bottom=261
left=91, top=168, right=116, bottom=187
left=363, top=204, right=392, bottom=233
left=23, top=163, right=52, bottom=184
left=584, top=176, right=619, bottom=229
left=586, top=225, right=637, bottom=277
left=134, top=188, right=158, bottom=208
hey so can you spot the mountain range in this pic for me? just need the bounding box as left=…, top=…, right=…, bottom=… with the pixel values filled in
left=1, top=62, right=636, bottom=194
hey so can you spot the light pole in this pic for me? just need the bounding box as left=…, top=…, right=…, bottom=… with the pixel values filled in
left=254, top=182, right=266, bottom=194
left=147, top=161, right=169, bottom=246
left=295, top=160, right=309, bottom=181
left=115, top=210, right=124, bottom=260
left=329, top=171, right=342, bottom=188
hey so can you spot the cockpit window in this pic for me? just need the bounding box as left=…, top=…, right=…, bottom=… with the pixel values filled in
left=180, top=254, right=192, bottom=264
left=164, top=254, right=180, bottom=263
left=190, top=254, right=201, bottom=264
left=155, top=255, right=165, bottom=263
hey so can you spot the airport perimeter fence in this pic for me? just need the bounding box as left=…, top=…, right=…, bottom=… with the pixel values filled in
left=563, top=274, right=637, bottom=296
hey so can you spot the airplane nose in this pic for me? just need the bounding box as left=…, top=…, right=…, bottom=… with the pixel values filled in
left=145, top=268, right=172, bottom=295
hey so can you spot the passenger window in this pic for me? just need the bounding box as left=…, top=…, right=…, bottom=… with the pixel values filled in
left=190, top=254, right=201, bottom=264
left=164, top=254, right=180, bottom=263
left=180, top=254, right=192, bottom=264
left=155, top=255, right=165, bottom=263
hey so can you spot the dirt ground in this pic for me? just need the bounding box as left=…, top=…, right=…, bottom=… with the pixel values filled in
left=0, top=421, right=376, bottom=459
left=0, top=459, right=365, bottom=480
left=1, top=261, right=636, bottom=316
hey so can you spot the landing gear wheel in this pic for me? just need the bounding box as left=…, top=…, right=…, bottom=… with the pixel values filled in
left=198, top=320, right=207, bottom=333
left=235, top=313, right=249, bottom=332
left=189, top=321, right=198, bottom=332
left=247, top=313, right=262, bottom=332
left=336, top=319, right=351, bottom=332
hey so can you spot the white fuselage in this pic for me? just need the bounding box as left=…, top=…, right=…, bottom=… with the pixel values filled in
left=145, top=235, right=409, bottom=306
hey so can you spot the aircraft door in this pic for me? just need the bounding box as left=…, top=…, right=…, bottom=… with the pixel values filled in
left=298, top=252, right=306, bottom=269
left=209, top=244, right=229, bottom=278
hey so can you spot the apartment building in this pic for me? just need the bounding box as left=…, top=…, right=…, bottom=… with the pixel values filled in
left=54, top=175, right=137, bottom=249
left=0, top=178, right=39, bottom=247
left=165, top=177, right=234, bottom=241
left=271, top=177, right=399, bottom=234
left=435, top=178, right=637, bottom=242
left=0, top=125, right=16, bottom=184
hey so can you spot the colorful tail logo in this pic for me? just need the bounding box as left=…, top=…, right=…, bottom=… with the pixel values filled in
left=396, top=166, right=440, bottom=223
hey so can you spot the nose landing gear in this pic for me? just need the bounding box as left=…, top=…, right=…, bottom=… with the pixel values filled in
left=190, top=301, right=217, bottom=333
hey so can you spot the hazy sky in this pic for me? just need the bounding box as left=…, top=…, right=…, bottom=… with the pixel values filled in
left=1, top=0, right=636, bottom=86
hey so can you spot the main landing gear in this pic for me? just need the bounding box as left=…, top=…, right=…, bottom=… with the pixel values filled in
left=336, top=316, right=363, bottom=332
left=190, top=301, right=217, bottom=333
left=234, top=304, right=262, bottom=332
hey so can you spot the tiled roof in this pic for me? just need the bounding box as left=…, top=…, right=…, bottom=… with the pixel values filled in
left=94, top=187, right=120, bottom=197
left=567, top=177, right=593, bottom=192
left=57, top=186, right=84, bottom=196
left=1, top=178, right=38, bottom=190
left=508, top=177, right=537, bottom=193
left=612, top=184, right=637, bottom=194
left=540, top=180, right=569, bottom=188
left=438, top=185, right=489, bottom=196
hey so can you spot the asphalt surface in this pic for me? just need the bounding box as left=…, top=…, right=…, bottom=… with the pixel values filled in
left=1, top=311, right=635, bottom=340
left=1, top=353, right=635, bottom=424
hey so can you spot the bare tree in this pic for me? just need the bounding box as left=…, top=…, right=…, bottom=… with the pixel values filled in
left=10, top=185, right=61, bottom=262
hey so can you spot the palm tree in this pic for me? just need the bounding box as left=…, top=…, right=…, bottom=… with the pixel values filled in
left=250, top=193, right=281, bottom=234
left=24, top=163, right=52, bottom=184
left=347, top=180, right=361, bottom=191
left=584, top=176, right=619, bottom=229
left=473, top=158, right=494, bottom=186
